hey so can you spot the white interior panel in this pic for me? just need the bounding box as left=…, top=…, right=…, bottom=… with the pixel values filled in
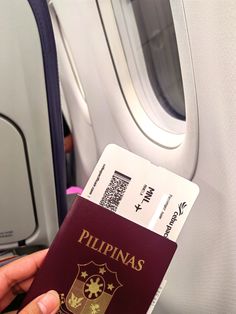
left=155, top=2, right=236, bottom=313
left=49, top=4, right=98, bottom=187
left=51, top=0, right=198, bottom=185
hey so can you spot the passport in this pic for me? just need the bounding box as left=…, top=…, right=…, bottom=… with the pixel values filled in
left=21, top=196, right=177, bottom=314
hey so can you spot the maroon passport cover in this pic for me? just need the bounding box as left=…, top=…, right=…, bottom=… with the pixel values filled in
left=21, top=197, right=177, bottom=314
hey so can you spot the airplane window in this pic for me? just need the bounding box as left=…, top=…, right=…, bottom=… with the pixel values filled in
left=111, top=0, right=185, bottom=122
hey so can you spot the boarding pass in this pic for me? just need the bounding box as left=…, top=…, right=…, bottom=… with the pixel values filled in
left=82, top=144, right=199, bottom=242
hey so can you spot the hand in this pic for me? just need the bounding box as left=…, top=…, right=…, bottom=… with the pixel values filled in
left=64, top=134, right=73, bottom=154
left=0, top=249, right=60, bottom=314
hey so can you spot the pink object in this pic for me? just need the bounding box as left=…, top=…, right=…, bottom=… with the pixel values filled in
left=66, top=186, right=83, bottom=195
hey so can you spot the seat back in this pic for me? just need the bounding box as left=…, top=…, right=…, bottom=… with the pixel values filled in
left=0, top=0, right=67, bottom=249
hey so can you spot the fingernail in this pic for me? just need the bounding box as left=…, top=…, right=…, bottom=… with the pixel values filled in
left=37, top=290, right=59, bottom=314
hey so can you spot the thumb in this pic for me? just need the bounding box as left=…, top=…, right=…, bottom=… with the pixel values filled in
left=19, top=290, right=60, bottom=314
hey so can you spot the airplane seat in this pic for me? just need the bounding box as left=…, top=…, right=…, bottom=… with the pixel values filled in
left=0, top=0, right=67, bottom=251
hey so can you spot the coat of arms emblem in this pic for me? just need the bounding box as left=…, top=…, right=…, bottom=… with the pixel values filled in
left=59, top=261, right=122, bottom=313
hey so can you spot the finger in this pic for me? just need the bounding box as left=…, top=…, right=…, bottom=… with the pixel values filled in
left=0, top=277, right=34, bottom=311
left=19, top=290, right=60, bottom=314
left=0, top=249, right=48, bottom=295
left=0, top=249, right=48, bottom=311
left=0, top=290, right=15, bottom=312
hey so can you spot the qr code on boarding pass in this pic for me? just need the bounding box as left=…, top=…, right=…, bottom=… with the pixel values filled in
left=99, top=171, right=131, bottom=212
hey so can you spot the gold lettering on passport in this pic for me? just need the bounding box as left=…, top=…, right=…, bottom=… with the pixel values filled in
left=78, top=229, right=145, bottom=271
left=59, top=262, right=122, bottom=314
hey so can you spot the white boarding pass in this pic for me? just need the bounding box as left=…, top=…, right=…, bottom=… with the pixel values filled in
left=82, top=144, right=199, bottom=242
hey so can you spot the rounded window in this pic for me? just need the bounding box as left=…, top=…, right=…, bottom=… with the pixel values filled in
left=109, top=0, right=186, bottom=135
left=130, top=0, right=185, bottom=120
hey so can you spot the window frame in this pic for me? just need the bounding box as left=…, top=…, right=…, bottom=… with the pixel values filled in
left=98, top=0, right=186, bottom=148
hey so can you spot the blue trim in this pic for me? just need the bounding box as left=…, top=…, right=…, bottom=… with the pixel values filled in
left=27, top=0, right=67, bottom=225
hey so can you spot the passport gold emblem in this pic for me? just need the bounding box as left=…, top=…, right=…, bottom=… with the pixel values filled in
left=59, top=261, right=122, bottom=313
